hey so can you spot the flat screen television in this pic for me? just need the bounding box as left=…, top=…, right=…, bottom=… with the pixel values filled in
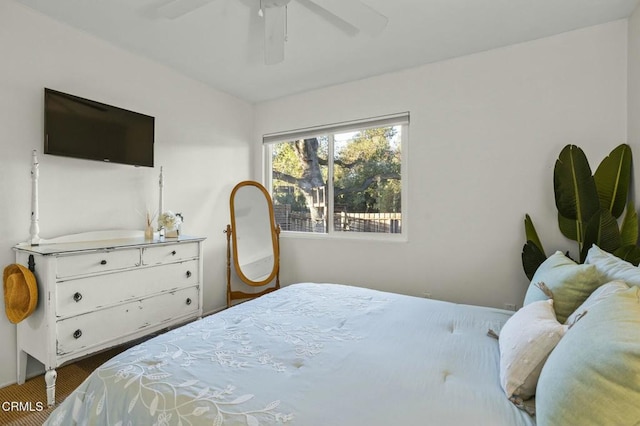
left=44, top=88, right=154, bottom=167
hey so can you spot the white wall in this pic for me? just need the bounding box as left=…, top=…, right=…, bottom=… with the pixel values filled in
left=255, top=21, right=629, bottom=309
left=629, top=5, right=640, bottom=151
left=0, top=2, right=253, bottom=387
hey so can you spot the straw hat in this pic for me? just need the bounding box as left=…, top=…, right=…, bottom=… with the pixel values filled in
left=3, top=264, right=38, bottom=324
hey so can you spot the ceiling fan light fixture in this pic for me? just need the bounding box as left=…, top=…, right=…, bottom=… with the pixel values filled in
left=157, top=0, right=388, bottom=65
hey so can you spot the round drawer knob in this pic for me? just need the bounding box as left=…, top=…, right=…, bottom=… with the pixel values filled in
left=73, top=329, right=82, bottom=339
left=186, top=270, right=192, bottom=278
left=73, top=292, right=83, bottom=302
left=185, top=298, right=192, bottom=305
left=100, top=260, right=107, bottom=265
left=171, top=250, right=177, bottom=256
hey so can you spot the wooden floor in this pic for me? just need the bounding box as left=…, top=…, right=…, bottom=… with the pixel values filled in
left=0, top=347, right=127, bottom=425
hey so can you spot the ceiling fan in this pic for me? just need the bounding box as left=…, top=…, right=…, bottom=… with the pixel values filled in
left=156, top=0, right=388, bottom=65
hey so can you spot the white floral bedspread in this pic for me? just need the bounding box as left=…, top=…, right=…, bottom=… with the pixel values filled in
left=45, top=283, right=536, bottom=426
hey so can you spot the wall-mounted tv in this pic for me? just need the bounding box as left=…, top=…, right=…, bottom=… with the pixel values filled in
left=44, top=88, right=154, bottom=167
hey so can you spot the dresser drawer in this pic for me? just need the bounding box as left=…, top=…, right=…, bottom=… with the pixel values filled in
left=56, top=248, right=140, bottom=278
left=56, top=286, right=200, bottom=356
left=142, top=242, right=199, bottom=266
left=56, top=260, right=199, bottom=318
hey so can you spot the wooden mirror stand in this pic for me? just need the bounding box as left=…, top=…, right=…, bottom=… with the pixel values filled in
left=225, top=181, right=281, bottom=307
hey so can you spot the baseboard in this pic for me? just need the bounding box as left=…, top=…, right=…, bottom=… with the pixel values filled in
left=203, top=305, right=226, bottom=317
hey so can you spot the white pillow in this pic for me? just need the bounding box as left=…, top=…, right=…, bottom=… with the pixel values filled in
left=564, top=280, right=629, bottom=325
left=499, top=299, right=568, bottom=400
left=585, top=244, right=640, bottom=286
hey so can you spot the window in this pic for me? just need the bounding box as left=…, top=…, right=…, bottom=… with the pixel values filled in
left=264, top=113, right=408, bottom=239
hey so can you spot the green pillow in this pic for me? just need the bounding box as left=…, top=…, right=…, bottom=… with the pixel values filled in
left=523, top=251, right=603, bottom=323
left=536, top=286, right=640, bottom=426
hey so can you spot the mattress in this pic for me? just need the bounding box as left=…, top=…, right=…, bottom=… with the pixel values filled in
left=45, top=283, right=535, bottom=425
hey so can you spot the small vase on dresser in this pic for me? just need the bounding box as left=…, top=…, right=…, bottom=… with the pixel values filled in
left=144, top=225, right=154, bottom=240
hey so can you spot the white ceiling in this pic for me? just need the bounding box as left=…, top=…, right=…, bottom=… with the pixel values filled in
left=13, top=0, right=640, bottom=103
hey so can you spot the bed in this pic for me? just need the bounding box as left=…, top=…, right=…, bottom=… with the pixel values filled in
left=44, top=283, right=535, bottom=426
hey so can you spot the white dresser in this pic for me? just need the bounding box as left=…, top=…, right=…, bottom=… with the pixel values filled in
left=13, top=232, right=205, bottom=406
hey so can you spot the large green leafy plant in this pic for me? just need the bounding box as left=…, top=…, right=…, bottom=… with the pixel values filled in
left=522, top=144, right=640, bottom=280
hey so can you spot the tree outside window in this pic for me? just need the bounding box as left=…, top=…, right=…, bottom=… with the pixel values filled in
left=266, top=116, right=406, bottom=237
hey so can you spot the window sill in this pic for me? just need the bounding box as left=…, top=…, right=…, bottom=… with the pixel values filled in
left=279, top=230, right=408, bottom=243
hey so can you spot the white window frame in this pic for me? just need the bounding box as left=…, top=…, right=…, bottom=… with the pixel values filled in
left=263, top=112, right=409, bottom=242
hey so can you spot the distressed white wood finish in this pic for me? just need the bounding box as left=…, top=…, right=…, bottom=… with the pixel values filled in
left=13, top=233, right=205, bottom=406
left=158, top=166, right=164, bottom=231
left=56, top=248, right=141, bottom=278
left=29, top=150, right=41, bottom=246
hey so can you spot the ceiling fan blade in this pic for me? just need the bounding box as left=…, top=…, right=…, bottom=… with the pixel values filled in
left=264, top=6, right=286, bottom=65
left=157, top=0, right=216, bottom=19
left=296, top=0, right=358, bottom=37
left=309, top=0, right=388, bottom=36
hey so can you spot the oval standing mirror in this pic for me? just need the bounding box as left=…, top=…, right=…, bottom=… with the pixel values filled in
left=226, top=181, right=280, bottom=307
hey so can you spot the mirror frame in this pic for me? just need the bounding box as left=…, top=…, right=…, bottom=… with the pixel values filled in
left=226, top=180, right=280, bottom=306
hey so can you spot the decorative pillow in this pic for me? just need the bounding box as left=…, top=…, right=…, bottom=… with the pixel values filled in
left=585, top=244, right=640, bottom=286
left=564, top=280, right=629, bottom=325
left=536, top=287, right=640, bottom=426
left=499, top=299, right=568, bottom=400
left=523, top=251, right=603, bottom=323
